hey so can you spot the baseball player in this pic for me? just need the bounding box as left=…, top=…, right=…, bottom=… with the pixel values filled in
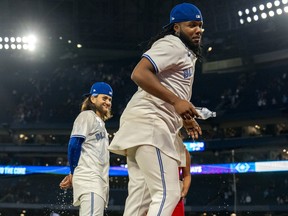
left=172, top=132, right=191, bottom=216
left=108, top=3, right=203, bottom=216
left=59, top=82, right=113, bottom=216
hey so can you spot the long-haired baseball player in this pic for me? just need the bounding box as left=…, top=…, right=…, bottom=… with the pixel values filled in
left=60, top=82, right=113, bottom=216
left=108, top=3, right=203, bottom=216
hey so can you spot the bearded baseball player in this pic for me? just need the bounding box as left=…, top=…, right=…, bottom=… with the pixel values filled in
left=60, top=82, right=113, bottom=216
left=108, top=3, right=203, bottom=216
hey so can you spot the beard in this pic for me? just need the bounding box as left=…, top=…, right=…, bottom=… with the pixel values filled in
left=179, top=31, right=201, bottom=54
left=96, top=104, right=107, bottom=115
left=95, top=103, right=112, bottom=121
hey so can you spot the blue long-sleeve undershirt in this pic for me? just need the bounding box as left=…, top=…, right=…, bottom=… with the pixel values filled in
left=68, top=136, right=85, bottom=174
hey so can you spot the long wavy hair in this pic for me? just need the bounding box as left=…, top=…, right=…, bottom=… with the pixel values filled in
left=81, top=96, right=112, bottom=121
left=142, top=25, right=203, bottom=61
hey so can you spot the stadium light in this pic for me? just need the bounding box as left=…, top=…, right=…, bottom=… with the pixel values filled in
left=0, top=34, right=38, bottom=51
left=267, top=2, right=273, bottom=8
left=269, top=10, right=275, bottom=16
left=276, top=8, right=283, bottom=14
left=238, top=0, right=288, bottom=25
left=254, top=14, right=259, bottom=21
left=261, top=12, right=268, bottom=19
left=259, top=4, right=265, bottom=11
left=275, top=0, right=281, bottom=6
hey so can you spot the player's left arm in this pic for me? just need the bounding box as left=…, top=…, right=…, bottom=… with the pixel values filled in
left=181, top=148, right=191, bottom=197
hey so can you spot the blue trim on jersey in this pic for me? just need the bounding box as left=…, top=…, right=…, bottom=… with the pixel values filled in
left=90, top=192, right=94, bottom=216
left=71, top=134, right=86, bottom=139
left=156, top=148, right=166, bottom=216
left=142, top=54, right=159, bottom=73
left=68, top=136, right=85, bottom=174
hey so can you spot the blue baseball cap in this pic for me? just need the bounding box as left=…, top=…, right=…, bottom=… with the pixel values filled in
left=84, top=82, right=113, bottom=97
left=163, top=3, right=203, bottom=28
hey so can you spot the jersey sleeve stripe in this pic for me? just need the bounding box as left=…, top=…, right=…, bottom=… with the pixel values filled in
left=71, top=135, right=86, bottom=139
left=142, top=54, right=159, bottom=73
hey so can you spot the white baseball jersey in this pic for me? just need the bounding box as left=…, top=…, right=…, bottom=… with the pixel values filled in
left=108, top=34, right=197, bottom=162
left=71, top=110, right=110, bottom=207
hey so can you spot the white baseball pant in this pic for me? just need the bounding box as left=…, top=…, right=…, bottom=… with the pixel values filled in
left=79, top=192, right=105, bottom=216
left=124, top=145, right=180, bottom=216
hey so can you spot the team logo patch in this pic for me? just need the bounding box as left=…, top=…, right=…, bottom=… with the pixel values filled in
left=183, top=68, right=193, bottom=79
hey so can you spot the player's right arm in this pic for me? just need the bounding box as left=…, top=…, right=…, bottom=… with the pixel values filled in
left=60, top=174, right=73, bottom=190
left=131, top=57, right=199, bottom=120
left=68, top=136, right=84, bottom=174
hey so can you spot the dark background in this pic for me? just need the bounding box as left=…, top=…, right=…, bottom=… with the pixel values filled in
left=0, top=0, right=287, bottom=215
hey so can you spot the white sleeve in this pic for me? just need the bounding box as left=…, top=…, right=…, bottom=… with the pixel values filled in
left=143, top=37, right=184, bottom=73
left=70, top=111, right=95, bottom=139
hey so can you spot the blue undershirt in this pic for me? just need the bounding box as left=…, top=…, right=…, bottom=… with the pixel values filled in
left=68, top=136, right=85, bottom=174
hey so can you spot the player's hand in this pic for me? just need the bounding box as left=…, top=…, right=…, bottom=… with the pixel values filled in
left=181, top=184, right=189, bottom=198
left=59, top=174, right=73, bottom=190
left=183, top=118, right=202, bottom=140
left=173, top=99, right=200, bottom=120
left=179, top=179, right=189, bottom=198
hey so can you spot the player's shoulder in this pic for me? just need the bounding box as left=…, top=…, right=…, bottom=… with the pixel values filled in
left=79, top=110, right=95, bottom=116
left=152, top=35, right=186, bottom=56
left=76, top=110, right=97, bottom=121
left=157, top=35, right=184, bottom=48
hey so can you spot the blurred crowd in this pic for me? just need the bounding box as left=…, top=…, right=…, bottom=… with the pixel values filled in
left=0, top=58, right=287, bottom=125
left=0, top=59, right=138, bottom=124
left=0, top=59, right=286, bottom=148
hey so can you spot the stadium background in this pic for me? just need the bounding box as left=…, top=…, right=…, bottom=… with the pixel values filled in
left=0, top=0, right=287, bottom=215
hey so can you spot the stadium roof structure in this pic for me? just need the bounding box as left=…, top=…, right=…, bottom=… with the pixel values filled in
left=0, top=0, right=287, bottom=63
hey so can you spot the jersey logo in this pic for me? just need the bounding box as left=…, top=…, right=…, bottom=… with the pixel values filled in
left=95, top=132, right=106, bottom=141
left=183, top=68, right=193, bottom=79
